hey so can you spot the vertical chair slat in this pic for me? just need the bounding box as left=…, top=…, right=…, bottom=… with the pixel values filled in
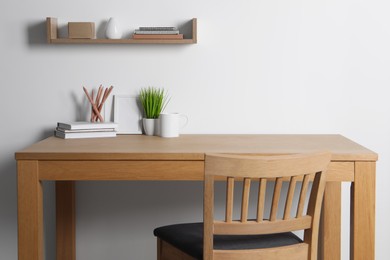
left=296, top=174, right=311, bottom=217
left=304, top=172, right=327, bottom=260
left=257, top=178, right=267, bottom=222
left=270, top=177, right=283, bottom=221
left=241, top=178, right=251, bottom=222
left=225, top=177, right=235, bottom=222
left=284, top=176, right=298, bottom=220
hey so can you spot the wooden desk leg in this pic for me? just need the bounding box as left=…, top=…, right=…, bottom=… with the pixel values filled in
left=56, top=181, right=76, bottom=260
left=319, top=182, right=341, bottom=260
left=17, top=161, right=43, bottom=260
left=351, top=162, right=375, bottom=260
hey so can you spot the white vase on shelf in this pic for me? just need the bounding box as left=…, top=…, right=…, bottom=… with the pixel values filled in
left=105, top=17, right=122, bottom=39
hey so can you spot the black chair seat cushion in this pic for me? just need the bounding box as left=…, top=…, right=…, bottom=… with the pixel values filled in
left=154, top=222, right=303, bottom=259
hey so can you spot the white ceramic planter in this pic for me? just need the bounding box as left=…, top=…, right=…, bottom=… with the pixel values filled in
left=143, top=118, right=158, bottom=136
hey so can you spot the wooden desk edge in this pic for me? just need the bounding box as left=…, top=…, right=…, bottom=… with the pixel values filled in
left=14, top=152, right=378, bottom=161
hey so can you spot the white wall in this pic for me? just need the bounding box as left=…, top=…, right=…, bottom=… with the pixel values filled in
left=1, top=0, right=389, bottom=259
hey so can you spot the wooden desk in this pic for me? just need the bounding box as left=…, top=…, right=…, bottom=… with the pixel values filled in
left=15, top=134, right=377, bottom=260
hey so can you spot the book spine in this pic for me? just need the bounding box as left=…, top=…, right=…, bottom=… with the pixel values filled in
left=132, top=34, right=183, bottom=39
left=134, top=30, right=180, bottom=35
left=139, top=27, right=177, bottom=31
left=57, top=122, right=118, bottom=130
left=56, top=127, right=116, bottom=133
left=57, top=123, right=71, bottom=130
left=55, top=130, right=116, bottom=139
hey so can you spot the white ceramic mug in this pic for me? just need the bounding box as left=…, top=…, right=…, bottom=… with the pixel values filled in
left=159, top=113, right=188, bottom=138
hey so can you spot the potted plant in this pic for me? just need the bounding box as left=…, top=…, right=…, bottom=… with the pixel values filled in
left=139, top=87, right=170, bottom=135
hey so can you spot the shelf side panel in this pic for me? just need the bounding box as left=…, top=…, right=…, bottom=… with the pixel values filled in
left=46, top=17, right=58, bottom=43
left=192, top=18, right=197, bottom=43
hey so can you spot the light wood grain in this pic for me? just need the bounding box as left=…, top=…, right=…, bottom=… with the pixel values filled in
left=327, top=162, right=354, bottom=182
left=214, top=217, right=312, bottom=235
left=46, top=17, right=57, bottom=43
left=15, top=135, right=378, bottom=161
left=213, top=243, right=309, bottom=260
left=17, top=161, right=43, bottom=260
left=351, top=162, right=375, bottom=260
left=241, top=178, right=251, bottom=222
left=37, top=160, right=354, bottom=182
left=39, top=161, right=204, bottom=180
left=319, top=182, right=341, bottom=260
left=284, top=176, right=298, bottom=220
left=256, top=179, right=267, bottom=222
left=270, top=178, right=283, bottom=221
left=192, top=18, right=197, bottom=43
left=304, top=171, right=327, bottom=260
left=50, top=38, right=196, bottom=44
left=225, top=178, right=234, bottom=222
left=204, top=175, right=214, bottom=260
left=56, top=181, right=75, bottom=260
left=205, top=152, right=331, bottom=178
left=297, top=174, right=311, bottom=217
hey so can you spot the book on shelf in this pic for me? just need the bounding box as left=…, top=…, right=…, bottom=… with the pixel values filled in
left=56, top=127, right=116, bottom=133
left=132, top=34, right=184, bottom=40
left=139, top=26, right=177, bottom=31
left=57, top=121, right=118, bottom=130
left=134, top=30, right=180, bottom=35
left=55, top=130, right=117, bottom=139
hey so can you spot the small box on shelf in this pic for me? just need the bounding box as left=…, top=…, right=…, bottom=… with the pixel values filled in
left=68, top=22, right=95, bottom=39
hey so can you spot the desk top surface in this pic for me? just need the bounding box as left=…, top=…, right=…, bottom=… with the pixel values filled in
left=15, top=134, right=377, bottom=161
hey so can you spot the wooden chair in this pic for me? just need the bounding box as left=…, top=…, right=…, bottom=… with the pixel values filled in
left=154, top=152, right=331, bottom=260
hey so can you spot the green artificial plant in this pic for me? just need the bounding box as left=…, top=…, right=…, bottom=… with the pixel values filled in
left=139, top=87, right=170, bottom=119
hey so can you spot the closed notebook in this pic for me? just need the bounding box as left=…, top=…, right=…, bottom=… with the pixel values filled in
left=56, top=127, right=115, bottom=133
left=132, top=34, right=183, bottom=40
left=55, top=130, right=116, bottom=139
left=57, top=122, right=118, bottom=130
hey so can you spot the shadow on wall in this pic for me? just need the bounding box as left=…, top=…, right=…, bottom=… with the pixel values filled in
left=178, top=19, right=193, bottom=40
left=71, top=91, right=90, bottom=122
left=26, top=21, right=47, bottom=45
left=0, top=159, right=17, bottom=256
left=37, top=129, right=58, bottom=141
left=26, top=20, right=68, bottom=46
left=26, top=19, right=127, bottom=43
left=96, top=20, right=108, bottom=39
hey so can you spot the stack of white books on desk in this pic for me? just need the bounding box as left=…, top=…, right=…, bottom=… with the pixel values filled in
left=55, top=122, right=118, bottom=139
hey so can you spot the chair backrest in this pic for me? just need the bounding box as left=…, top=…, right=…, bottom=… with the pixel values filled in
left=203, top=152, right=331, bottom=260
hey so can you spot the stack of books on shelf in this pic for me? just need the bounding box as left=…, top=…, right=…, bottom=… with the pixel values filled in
left=133, top=26, right=183, bottom=40
left=55, top=122, right=118, bottom=139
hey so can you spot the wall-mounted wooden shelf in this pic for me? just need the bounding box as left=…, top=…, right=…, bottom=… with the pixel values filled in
left=46, top=17, right=197, bottom=44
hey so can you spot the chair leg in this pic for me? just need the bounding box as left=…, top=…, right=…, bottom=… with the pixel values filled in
left=157, top=238, right=162, bottom=260
left=157, top=238, right=197, bottom=260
